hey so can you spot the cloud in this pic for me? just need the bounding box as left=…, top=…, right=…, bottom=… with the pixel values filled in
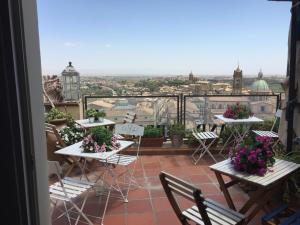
left=105, top=44, right=111, bottom=48
left=64, top=42, right=77, bottom=47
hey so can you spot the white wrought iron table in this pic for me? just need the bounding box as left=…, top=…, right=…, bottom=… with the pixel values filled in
left=55, top=140, right=134, bottom=224
left=210, top=159, right=300, bottom=225
left=214, top=115, right=263, bottom=155
left=76, top=118, right=115, bottom=130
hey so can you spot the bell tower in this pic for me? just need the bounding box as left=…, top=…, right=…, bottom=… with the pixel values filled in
left=232, top=64, right=243, bottom=94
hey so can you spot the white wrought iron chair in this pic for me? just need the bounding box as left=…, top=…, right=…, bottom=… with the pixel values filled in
left=97, top=123, right=144, bottom=201
left=192, top=128, right=218, bottom=164
left=252, top=109, right=282, bottom=146
left=48, top=161, right=96, bottom=225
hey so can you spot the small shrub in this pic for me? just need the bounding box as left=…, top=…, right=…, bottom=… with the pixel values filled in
left=169, top=123, right=185, bottom=137
left=143, top=126, right=163, bottom=138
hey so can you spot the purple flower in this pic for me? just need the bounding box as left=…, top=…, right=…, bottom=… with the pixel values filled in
left=257, top=168, right=267, bottom=176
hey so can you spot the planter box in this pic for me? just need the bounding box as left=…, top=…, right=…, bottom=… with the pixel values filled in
left=141, top=137, right=164, bottom=147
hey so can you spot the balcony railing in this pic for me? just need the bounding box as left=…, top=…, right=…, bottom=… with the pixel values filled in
left=83, top=93, right=281, bottom=135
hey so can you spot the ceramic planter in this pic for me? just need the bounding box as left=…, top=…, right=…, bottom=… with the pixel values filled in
left=88, top=117, right=95, bottom=123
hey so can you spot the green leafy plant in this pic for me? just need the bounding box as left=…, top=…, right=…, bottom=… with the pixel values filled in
left=45, top=108, right=66, bottom=122
left=169, top=123, right=185, bottom=137
left=59, top=125, right=84, bottom=146
left=143, top=126, right=163, bottom=138
left=275, top=149, right=300, bottom=204
left=86, top=108, right=97, bottom=118
left=80, top=127, right=120, bottom=153
left=97, top=111, right=106, bottom=118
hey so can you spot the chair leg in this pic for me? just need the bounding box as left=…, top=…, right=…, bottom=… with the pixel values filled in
left=194, top=139, right=217, bottom=165
left=63, top=201, right=72, bottom=225
left=70, top=201, right=93, bottom=225
left=74, top=193, right=90, bottom=225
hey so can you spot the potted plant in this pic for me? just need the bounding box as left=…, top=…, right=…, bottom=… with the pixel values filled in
left=59, top=124, right=84, bottom=146
left=169, top=123, right=185, bottom=147
left=223, top=102, right=253, bottom=119
left=45, top=108, right=67, bottom=125
left=80, top=127, right=120, bottom=153
left=230, top=136, right=275, bottom=176
left=141, top=126, right=164, bottom=147
left=95, top=110, right=106, bottom=122
left=86, top=108, right=97, bottom=123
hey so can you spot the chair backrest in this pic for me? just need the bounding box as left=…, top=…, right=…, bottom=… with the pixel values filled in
left=159, top=171, right=212, bottom=225
left=123, top=111, right=137, bottom=124
left=45, top=123, right=66, bottom=148
left=115, top=123, right=144, bottom=156
left=48, top=160, right=63, bottom=178
left=271, top=109, right=282, bottom=132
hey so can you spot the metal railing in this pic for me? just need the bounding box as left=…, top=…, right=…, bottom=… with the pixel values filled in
left=83, top=95, right=180, bottom=127
left=83, top=93, right=281, bottom=131
left=183, top=94, right=281, bottom=130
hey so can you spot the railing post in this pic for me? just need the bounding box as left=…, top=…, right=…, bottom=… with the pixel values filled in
left=183, top=95, right=186, bottom=129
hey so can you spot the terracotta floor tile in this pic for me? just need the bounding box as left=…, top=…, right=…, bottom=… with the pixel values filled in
left=150, top=189, right=167, bottom=198
left=189, top=174, right=212, bottom=184
left=155, top=211, right=181, bottom=225
left=102, top=214, right=126, bottom=225
left=144, top=168, right=161, bottom=178
left=128, top=187, right=150, bottom=200
left=127, top=212, right=156, bottom=225
left=127, top=199, right=153, bottom=214
left=197, top=183, right=221, bottom=195
left=151, top=197, right=172, bottom=212
left=143, top=161, right=161, bottom=170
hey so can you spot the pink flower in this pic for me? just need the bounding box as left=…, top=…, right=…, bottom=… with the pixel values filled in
left=100, top=144, right=107, bottom=152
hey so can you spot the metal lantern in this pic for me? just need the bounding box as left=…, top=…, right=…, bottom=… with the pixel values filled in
left=61, top=62, right=80, bottom=101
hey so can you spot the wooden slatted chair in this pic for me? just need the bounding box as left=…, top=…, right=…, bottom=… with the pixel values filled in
left=159, top=171, right=245, bottom=225
left=192, top=129, right=219, bottom=164
left=48, top=161, right=95, bottom=225
left=252, top=109, right=282, bottom=147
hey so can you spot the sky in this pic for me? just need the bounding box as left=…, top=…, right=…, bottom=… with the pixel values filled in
left=37, top=0, right=292, bottom=76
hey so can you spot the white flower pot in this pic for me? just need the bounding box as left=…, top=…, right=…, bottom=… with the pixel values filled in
left=88, top=117, right=95, bottom=123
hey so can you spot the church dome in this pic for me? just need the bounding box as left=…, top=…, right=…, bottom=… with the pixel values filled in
left=251, top=80, right=270, bottom=92
left=251, top=70, right=270, bottom=92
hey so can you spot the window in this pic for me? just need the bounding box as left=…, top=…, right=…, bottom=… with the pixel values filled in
left=261, top=106, right=265, bottom=112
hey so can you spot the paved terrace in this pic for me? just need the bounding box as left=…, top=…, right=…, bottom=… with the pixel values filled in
left=50, top=153, right=273, bottom=225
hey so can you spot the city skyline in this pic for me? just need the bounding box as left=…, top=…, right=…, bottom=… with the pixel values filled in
left=37, top=0, right=291, bottom=76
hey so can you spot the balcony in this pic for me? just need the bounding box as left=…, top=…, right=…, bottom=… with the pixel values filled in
left=47, top=93, right=300, bottom=225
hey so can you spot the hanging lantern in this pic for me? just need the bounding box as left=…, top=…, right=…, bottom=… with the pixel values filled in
left=61, top=62, right=80, bottom=101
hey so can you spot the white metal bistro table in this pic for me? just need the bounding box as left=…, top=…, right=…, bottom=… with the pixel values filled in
left=55, top=140, right=134, bottom=224
left=76, top=118, right=116, bottom=131
left=210, top=159, right=300, bottom=225
left=214, top=115, right=263, bottom=155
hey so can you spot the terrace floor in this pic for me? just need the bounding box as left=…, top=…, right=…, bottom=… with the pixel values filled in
left=51, top=154, right=280, bottom=225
